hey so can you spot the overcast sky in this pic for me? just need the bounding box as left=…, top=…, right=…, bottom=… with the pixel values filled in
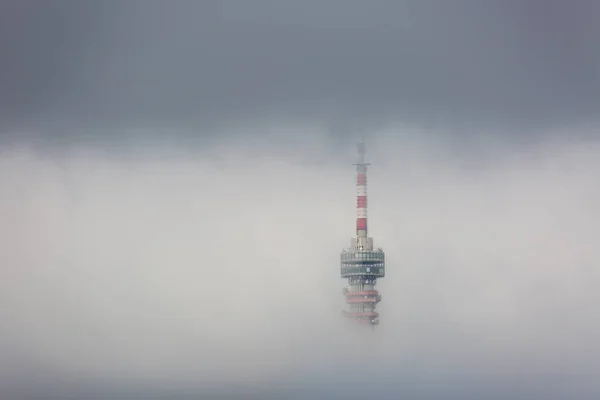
left=1, top=0, right=599, bottom=135
left=2, top=1, right=600, bottom=399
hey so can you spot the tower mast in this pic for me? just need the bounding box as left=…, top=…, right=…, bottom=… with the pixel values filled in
left=341, top=141, right=385, bottom=327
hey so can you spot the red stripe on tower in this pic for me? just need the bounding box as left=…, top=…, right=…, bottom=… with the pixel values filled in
left=357, top=196, right=367, bottom=208
left=357, top=173, right=366, bottom=185
left=357, top=218, right=367, bottom=231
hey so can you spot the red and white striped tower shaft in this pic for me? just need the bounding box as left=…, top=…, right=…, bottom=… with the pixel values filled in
left=340, top=142, right=385, bottom=327
left=355, top=141, right=369, bottom=247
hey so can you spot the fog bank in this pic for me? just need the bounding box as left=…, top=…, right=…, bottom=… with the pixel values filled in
left=1, top=129, right=600, bottom=398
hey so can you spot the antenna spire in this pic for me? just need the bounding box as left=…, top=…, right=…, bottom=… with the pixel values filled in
left=357, top=140, right=366, bottom=164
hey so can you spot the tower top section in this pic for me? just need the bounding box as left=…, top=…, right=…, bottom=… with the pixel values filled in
left=354, top=141, right=369, bottom=166
left=340, top=140, right=385, bottom=328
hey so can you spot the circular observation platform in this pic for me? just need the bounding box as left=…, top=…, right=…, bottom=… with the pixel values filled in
left=340, top=250, right=385, bottom=278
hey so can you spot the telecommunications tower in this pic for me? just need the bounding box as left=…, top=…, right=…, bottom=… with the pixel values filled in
left=340, top=142, right=385, bottom=327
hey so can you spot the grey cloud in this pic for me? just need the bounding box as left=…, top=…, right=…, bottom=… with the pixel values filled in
left=2, top=132, right=600, bottom=398
left=1, top=0, right=599, bottom=133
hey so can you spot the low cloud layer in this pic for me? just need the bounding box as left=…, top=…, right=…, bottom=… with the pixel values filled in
left=1, top=128, right=600, bottom=398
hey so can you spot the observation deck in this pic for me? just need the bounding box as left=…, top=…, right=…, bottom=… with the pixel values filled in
left=340, top=249, right=385, bottom=278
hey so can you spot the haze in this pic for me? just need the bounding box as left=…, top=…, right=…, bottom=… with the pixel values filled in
left=1, top=1, right=600, bottom=398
